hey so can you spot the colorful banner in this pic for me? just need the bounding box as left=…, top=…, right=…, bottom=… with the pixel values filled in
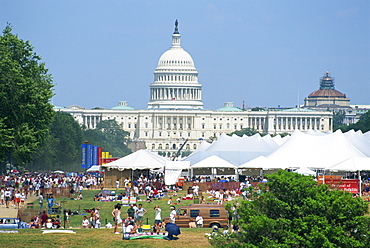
left=81, top=144, right=87, bottom=169
left=86, top=144, right=93, bottom=169
left=93, top=146, right=98, bottom=166
left=323, top=178, right=360, bottom=194
left=98, top=147, right=102, bottom=165
left=102, top=158, right=119, bottom=164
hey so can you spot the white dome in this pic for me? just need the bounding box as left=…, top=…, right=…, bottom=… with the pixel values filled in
left=157, top=47, right=195, bottom=68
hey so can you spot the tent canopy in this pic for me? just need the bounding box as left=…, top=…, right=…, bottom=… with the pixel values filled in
left=325, top=157, right=370, bottom=172
left=191, top=155, right=237, bottom=168
left=293, top=167, right=316, bottom=176
left=238, top=156, right=270, bottom=169
left=266, top=130, right=367, bottom=169
left=102, top=149, right=167, bottom=171
left=87, top=165, right=102, bottom=172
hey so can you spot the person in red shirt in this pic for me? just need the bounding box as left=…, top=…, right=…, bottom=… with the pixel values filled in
left=40, top=211, right=48, bottom=228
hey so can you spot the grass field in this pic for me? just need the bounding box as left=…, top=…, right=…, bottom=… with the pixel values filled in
left=5, top=188, right=216, bottom=248
left=41, top=188, right=218, bottom=228
left=0, top=228, right=213, bottom=248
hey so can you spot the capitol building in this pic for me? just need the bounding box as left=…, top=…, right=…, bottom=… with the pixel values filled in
left=58, top=22, right=333, bottom=154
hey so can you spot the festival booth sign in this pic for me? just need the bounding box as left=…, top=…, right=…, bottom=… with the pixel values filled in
left=318, top=178, right=360, bottom=194
left=325, top=157, right=370, bottom=196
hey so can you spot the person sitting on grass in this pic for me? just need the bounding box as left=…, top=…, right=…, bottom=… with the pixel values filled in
left=81, top=216, right=90, bottom=228
left=123, top=219, right=137, bottom=234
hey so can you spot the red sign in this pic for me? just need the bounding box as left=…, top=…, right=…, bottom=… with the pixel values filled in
left=102, top=158, right=119, bottom=164
left=323, top=178, right=359, bottom=194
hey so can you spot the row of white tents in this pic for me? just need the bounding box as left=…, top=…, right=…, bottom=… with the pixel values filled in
left=98, top=129, right=370, bottom=185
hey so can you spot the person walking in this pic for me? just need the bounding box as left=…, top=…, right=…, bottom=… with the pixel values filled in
left=153, top=205, right=162, bottom=234
left=112, top=204, right=122, bottom=234
left=170, top=206, right=177, bottom=223
left=4, top=188, right=11, bottom=208
left=14, top=190, right=21, bottom=209
left=47, top=195, right=54, bottom=214
left=64, top=209, right=71, bottom=228
left=39, top=192, right=44, bottom=211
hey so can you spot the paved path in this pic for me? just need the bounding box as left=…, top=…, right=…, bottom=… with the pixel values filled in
left=0, top=194, right=38, bottom=218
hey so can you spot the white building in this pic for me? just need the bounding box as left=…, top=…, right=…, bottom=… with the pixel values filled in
left=58, top=21, right=333, bottom=155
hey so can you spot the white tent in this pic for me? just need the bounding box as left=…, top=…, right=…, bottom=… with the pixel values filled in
left=183, top=133, right=278, bottom=165
left=181, top=140, right=212, bottom=165
left=343, top=130, right=370, bottom=157
left=102, top=149, right=167, bottom=171
left=238, top=156, right=270, bottom=169
left=325, top=157, right=370, bottom=172
left=87, top=165, right=102, bottom=172
left=266, top=130, right=367, bottom=169
left=293, top=167, right=316, bottom=176
left=191, top=155, right=237, bottom=168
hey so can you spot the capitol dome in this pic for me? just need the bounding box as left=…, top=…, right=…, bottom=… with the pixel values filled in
left=148, top=20, right=203, bottom=110
left=157, top=48, right=195, bottom=69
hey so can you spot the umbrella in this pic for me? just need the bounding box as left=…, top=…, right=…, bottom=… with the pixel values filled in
left=53, top=170, right=65, bottom=174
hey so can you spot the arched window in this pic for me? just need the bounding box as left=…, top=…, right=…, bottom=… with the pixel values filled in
left=158, top=144, right=162, bottom=150
left=151, top=144, right=155, bottom=150
left=172, top=144, right=176, bottom=149
left=193, top=144, right=197, bottom=150
left=165, top=144, right=169, bottom=149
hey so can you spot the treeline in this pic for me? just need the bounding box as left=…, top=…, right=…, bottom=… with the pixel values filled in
left=27, top=112, right=132, bottom=172
left=337, top=110, right=370, bottom=133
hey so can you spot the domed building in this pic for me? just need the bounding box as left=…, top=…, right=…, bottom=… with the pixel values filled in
left=148, top=21, right=203, bottom=110
left=304, top=71, right=350, bottom=108
left=60, top=21, right=333, bottom=155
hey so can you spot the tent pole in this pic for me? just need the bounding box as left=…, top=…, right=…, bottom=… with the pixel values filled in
left=359, top=170, right=362, bottom=197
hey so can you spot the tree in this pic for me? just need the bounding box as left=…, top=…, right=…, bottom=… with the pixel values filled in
left=337, top=110, right=370, bottom=133
left=0, top=24, right=54, bottom=167
left=30, top=111, right=83, bottom=172
left=210, top=170, right=370, bottom=247
left=228, top=128, right=261, bottom=137
left=83, top=120, right=131, bottom=157
left=333, top=110, right=346, bottom=130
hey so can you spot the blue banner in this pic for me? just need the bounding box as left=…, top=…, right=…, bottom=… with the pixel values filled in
left=93, top=146, right=98, bottom=166
left=86, top=144, right=93, bottom=169
left=81, top=144, right=87, bottom=169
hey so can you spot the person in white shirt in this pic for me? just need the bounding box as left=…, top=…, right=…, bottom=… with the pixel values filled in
left=154, top=205, right=162, bottom=233
left=81, top=216, right=90, bottom=228
left=192, top=184, right=199, bottom=197
left=170, top=206, right=177, bottom=223
left=195, top=212, right=204, bottom=228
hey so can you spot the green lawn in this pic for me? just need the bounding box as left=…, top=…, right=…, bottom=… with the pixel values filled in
left=8, top=189, right=216, bottom=247
left=0, top=228, right=213, bottom=248
left=41, top=188, right=208, bottom=228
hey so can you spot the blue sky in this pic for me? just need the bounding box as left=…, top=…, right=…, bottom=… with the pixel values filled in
left=1, top=1, right=369, bottom=110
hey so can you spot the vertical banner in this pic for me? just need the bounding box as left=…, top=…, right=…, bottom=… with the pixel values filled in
left=86, top=144, right=93, bottom=169
left=93, top=146, right=98, bottom=166
left=98, top=147, right=102, bottom=165
left=81, top=144, right=87, bottom=169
